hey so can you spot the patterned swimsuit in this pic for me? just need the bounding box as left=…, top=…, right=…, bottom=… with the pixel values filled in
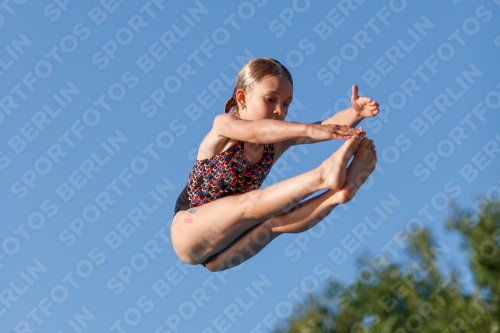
left=174, top=140, right=274, bottom=213
left=173, top=140, right=274, bottom=266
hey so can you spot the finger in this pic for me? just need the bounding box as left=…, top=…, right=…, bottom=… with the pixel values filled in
left=334, top=126, right=351, bottom=132
left=352, top=85, right=358, bottom=101
left=343, top=127, right=360, bottom=134
left=333, top=128, right=353, bottom=135
left=335, top=129, right=358, bottom=137
left=358, top=96, right=371, bottom=104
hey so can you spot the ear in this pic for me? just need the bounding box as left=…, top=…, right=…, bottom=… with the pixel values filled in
left=235, top=89, right=247, bottom=109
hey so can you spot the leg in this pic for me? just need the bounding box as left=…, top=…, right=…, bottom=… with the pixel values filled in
left=205, top=137, right=377, bottom=271
left=171, top=137, right=361, bottom=265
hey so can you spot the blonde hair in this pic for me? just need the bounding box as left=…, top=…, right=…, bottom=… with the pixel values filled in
left=224, top=58, right=293, bottom=116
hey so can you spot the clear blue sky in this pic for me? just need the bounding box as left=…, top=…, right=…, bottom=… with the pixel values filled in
left=1, top=1, right=499, bottom=332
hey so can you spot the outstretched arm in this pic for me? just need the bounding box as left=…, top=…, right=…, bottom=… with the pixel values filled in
left=212, top=113, right=358, bottom=144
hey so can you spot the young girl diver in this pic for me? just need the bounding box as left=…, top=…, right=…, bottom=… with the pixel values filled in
left=172, top=58, right=379, bottom=272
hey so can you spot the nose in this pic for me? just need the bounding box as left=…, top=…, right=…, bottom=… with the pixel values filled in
left=274, top=104, right=283, bottom=117
left=276, top=103, right=289, bottom=120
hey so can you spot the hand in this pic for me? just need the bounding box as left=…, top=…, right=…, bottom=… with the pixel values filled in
left=351, top=85, right=379, bottom=118
left=306, top=123, right=364, bottom=142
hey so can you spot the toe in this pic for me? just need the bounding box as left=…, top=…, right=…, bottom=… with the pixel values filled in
left=348, top=135, right=361, bottom=150
left=359, top=137, right=370, bottom=149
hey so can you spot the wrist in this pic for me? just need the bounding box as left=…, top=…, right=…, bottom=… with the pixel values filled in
left=303, top=123, right=311, bottom=138
left=348, top=106, right=363, bottom=119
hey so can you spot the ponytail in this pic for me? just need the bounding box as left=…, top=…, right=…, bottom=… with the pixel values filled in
left=224, top=96, right=236, bottom=113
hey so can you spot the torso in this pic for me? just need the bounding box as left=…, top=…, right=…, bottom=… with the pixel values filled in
left=174, top=127, right=288, bottom=214
left=187, top=138, right=275, bottom=208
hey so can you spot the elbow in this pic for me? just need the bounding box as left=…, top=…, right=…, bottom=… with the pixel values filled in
left=213, top=114, right=229, bottom=138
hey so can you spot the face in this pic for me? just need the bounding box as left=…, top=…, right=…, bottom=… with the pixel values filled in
left=237, top=75, right=293, bottom=121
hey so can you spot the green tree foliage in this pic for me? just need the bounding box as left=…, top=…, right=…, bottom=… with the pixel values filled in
left=275, top=199, right=500, bottom=333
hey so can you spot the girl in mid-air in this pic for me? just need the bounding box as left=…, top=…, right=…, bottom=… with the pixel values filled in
left=171, top=58, right=379, bottom=271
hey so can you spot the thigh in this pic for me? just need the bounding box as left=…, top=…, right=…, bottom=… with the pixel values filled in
left=170, top=192, right=264, bottom=265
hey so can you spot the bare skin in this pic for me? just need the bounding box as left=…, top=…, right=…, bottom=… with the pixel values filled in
left=204, top=137, right=378, bottom=271
left=170, top=136, right=361, bottom=265
left=331, top=137, right=378, bottom=204
left=170, top=74, right=380, bottom=270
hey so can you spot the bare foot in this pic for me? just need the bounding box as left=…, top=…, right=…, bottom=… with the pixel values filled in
left=332, top=137, right=377, bottom=204
left=320, top=136, right=361, bottom=191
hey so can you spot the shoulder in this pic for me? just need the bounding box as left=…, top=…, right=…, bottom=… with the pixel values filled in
left=213, top=112, right=239, bottom=128
left=211, top=113, right=244, bottom=139
left=197, top=114, right=238, bottom=160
